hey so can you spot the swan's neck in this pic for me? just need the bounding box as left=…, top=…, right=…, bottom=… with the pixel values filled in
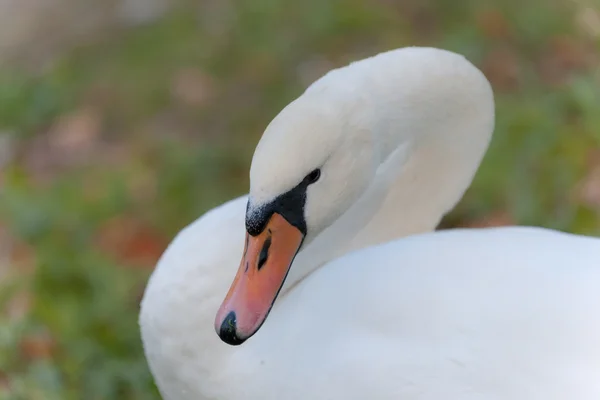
left=346, top=134, right=488, bottom=251
left=283, top=74, right=494, bottom=293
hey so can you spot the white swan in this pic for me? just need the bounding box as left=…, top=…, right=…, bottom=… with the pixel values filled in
left=139, top=47, right=600, bottom=400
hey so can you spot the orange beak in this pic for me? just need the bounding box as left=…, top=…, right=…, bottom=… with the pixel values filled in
left=215, top=212, right=304, bottom=345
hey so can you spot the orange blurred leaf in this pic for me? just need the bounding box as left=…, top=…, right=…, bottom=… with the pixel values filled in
left=461, top=210, right=515, bottom=228
left=0, top=370, right=10, bottom=392
left=576, top=149, right=600, bottom=208
left=476, top=9, right=512, bottom=40
left=481, top=47, right=520, bottom=91
left=95, top=216, right=168, bottom=268
left=538, top=36, right=591, bottom=86
left=19, top=331, right=55, bottom=361
left=0, top=224, right=35, bottom=277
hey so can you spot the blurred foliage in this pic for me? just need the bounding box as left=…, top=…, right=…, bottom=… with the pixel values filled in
left=0, top=0, right=599, bottom=398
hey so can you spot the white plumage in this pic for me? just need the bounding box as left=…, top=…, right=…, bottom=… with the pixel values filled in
left=139, top=47, right=600, bottom=400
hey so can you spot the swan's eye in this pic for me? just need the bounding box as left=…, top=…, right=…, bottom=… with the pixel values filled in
left=304, top=169, right=321, bottom=185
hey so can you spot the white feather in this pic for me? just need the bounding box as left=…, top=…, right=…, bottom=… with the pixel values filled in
left=139, top=47, right=600, bottom=400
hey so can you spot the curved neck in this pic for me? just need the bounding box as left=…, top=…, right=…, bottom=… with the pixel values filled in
left=282, top=95, right=494, bottom=296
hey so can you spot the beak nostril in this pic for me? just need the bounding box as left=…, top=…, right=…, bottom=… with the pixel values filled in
left=257, top=236, right=271, bottom=270
left=218, top=311, right=246, bottom=346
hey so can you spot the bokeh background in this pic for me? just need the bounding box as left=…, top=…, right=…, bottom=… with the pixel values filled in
left=0, top=0, right=599, bottom=398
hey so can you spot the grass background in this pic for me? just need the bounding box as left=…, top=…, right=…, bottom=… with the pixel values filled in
left=0, top=0, right=599, bottom=398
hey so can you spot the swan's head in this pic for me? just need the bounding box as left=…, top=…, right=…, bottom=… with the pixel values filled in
left=214, top=96, right=377, bottom=345
left=214, top=47, right=495, bottom=345
left=249, top=96, right=377, bottom=241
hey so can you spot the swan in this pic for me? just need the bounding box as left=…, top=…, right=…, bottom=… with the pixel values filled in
left=139, top=47, right=600, bottom=400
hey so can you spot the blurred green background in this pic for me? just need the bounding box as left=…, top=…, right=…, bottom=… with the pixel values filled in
left=0, top=0, right=599, bottom=398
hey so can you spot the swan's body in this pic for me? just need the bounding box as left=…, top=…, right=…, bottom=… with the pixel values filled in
left=139, top=47, right=600, bottom=400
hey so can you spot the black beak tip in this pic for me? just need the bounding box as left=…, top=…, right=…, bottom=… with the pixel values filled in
left=217, top=311, right=247, bottom=346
